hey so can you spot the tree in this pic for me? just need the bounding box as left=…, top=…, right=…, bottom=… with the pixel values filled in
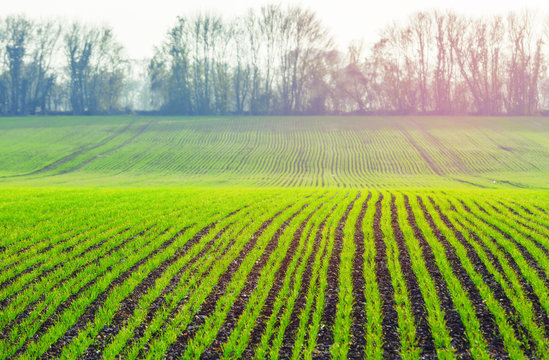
left=432, top=11, right=455, bottom=114
left=333, top=42, right=372, bottom=113
left=278, top=6, right=333, bottom=114
left=25, top=20, right=61, bottom=114
left=0, top=16, right=60, bottom=115
left=410, top=12, right=432, bottom=113
left=149, top=17, right=192, bottom=114
left=504, top=12, right=545, bottom=115
left=258, top=4, right=282, bottom=114
left=65, top=22, right=125, bottom=114
left=0, top=7, right=536, bottom=116
left=231, top=19, right=252, bottom=114
left=371, top=24, right=418, bottom=114
left=4, top=16, right=32, bottom=114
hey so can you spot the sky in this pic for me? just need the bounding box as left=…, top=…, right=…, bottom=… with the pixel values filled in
left=3, top=0, right=549, bottom=59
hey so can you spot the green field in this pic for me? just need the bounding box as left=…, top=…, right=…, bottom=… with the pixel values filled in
left=0, top=116, right=547, bottom=188
left=0, top=116, right=548, bottom=359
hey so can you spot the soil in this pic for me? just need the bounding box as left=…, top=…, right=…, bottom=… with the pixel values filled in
left=0, top=225, right=155, bottom=346
left=373, top=194, right=400, bottom=359
left=463, top=201, right=549, bottom=287
left=36, top=225, right=189, bottom=359
left=163, top=203, right=305, bottom=359
left=425, top=197, right=522, bottom=358
left=313, top=193, right=360, bottom=359
left=347, top=193, right=371, bottom=359
left=80, top=212, right=240, bottom=360
left=389, top=194, right=435, bottom=357
left=6, top=192, right=547, bottom=359
left=202, top=202, right=322, bottom=359
left=403, top=195, right=470, bottom=357
left=278, top=203, right=338, bottom=359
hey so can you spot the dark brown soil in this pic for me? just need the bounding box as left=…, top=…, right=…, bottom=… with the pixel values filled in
left=163, top=203, right=305, bottom=359
left=499, top=201, right=549, bottom=232
left=403, top=195, right=470, bottom=357
left=0, top=226, right=136, bottom=315
left=278, top=204, right=338, bottom=359
left=510, top=202, right=534, bottom=215
left=389, top=194, right=435, bottom=357
left=6, top=192, right=546, bottom=360
left=532, top=205, right=547, bottom=215
left=463, top=200, right=549, bottom=287
left=424, top=197, right=520, bottom=358
left=0, top=225, right=156, bottom=345
left=124, top=212, right=259, bottom=355
left=202, top=202, right=322, bottom=359
left=373, top=194, right=400, bottom=359
left=439, top=204, right=549, bottom=342
left=79, top=213, right=240, bottom=360
left=313, top=193, right=359, bottom=359
left=348, top=193, right=371, bottom=359
left=490, top=203, right=545, bottom=234
left=488, top=203, right=549, bottom=255
left=36, top=225, right=190, bottom=359
left=0, top=227, right=127, bottom=295
left=61, top=227, right=127, bottom=254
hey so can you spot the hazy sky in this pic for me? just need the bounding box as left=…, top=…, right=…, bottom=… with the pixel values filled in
left=4, top=0, right=549, bottom=59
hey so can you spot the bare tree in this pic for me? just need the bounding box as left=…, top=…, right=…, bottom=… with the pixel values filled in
left=151, top=16, right=193, bottom=114
left=0, top=16, right=60, bottom=115
left=26, top=20, right=61, bottom=114
left=243, top=10, right=262, bottom=114
left=1, top=6, right=540, bottom=116
left=505, top=11, right=545, bottom=115
left=3, top=16, right=32, bottom=114
left=448, top=15, right=504, bottom=114
left=258, top=4, right=283, bottom=113
left=433, top=11, right=454, bottom=113
left=65, top=22, right=125, bottom=114
left=65, top=23, right=94, bottom=114
left=410, top=12, right=432, bottom=113
left=231, top=19, right=252, bottom=114
left=278, top=6, right=333, bottom=114
left=540, top=16, right=549, bottom=110
left=372, top=24, right=418, bottom=113
left=333, top=42, right=373, bottom=113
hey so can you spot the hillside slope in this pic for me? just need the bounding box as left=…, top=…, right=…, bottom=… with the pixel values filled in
left=0, top=116, right=547, bottom=188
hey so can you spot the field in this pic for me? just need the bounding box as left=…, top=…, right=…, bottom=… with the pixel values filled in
left=0, top=116, right=548, bottom=359
left=0, top=116, right=547, bottom=188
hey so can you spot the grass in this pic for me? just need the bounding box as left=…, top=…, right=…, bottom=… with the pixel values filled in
left=0, top=116, right=547, bottom=188
left=0, top=115, right=548, bottom=359
left=0, top=188, right=547, bottom=359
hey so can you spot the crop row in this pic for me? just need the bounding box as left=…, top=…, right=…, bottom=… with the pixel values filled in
left=3, top=117, right=547, bottom=188
left=0, top=188, right=547, bottom=359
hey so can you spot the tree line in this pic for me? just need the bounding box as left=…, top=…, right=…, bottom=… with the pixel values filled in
left=0, top=18, right=125, bottom=115
left=1, top=6, right=549, bottom=116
